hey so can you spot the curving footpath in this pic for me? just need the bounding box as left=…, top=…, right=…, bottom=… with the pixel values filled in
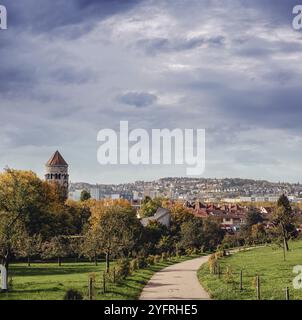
left=139, top=255, right=211, bottom=300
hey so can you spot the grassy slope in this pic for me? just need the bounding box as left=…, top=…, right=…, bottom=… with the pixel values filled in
left=0, top=256, right=196, bottom=300
left=198, top=241, right=302, bottom=300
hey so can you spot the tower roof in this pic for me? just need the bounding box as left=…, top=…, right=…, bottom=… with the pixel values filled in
left=46, top=151, right=68, bottom=166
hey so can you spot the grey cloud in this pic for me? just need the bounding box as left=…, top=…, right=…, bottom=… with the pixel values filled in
left=117, top=92, right=158, bottom=108
left=1, top=0, right=143, bottom=37
left=136, top=36, right=225, bottom=55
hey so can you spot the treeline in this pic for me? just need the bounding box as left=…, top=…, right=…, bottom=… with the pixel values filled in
left=0, top=169, right=299, bottom=291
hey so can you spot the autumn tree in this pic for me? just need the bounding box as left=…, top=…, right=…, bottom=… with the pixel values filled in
left=79, top=229, right=102, bottom=265
left=0, top=169, right=53, bottom=291
left=42, top=236, right=70, bottom=266
left=16, top=233, right=42, bottom=267
left=90, top=204, right=143, bottom=272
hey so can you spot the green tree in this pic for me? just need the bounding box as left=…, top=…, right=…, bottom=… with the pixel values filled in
left=273, top=194, right=295, bottom=252
left=142, top=220, right=169, bottom=255
left=92, top=205, right=143, bottom=272
left=180, top=217, right=204, bottom=250
left=202, top=218, right=224, bottom=251
left=139, top=197, right=163, bottom=218
left=80, top=190, right=91, bottom=202
left=245, top=207, right=263, bottom=230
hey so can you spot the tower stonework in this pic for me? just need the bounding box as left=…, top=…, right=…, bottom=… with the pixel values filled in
left=45, top=151, right=69, bottom=193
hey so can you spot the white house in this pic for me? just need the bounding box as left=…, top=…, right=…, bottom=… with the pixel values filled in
left=141, top=207, right=171, bottom=228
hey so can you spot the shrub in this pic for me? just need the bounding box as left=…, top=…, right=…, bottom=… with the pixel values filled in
left=161, top=252, right=168, bottom=262
left=147, top=255, right=155, bottom=265
left=63, top=289, right=83, bottom=300
left=130, top=258, right=138, bottom=272
left=185, top=248, right=194, bottom=256
left=224, top=266, right=234, bottom=284
left=208, top=254, right=218, bottom=274
left=215, top=250, right=224, bottom=259
left=154, top=255, right=161, bottom=263
left=115, top=258, right=130, bottom=279
left=137, top=256, right=148, bottom=269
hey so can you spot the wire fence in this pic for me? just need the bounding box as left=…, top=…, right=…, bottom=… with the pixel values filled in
left=209, top=261, right=296, bottom=300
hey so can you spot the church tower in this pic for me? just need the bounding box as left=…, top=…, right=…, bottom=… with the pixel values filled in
left=45, top=151, right=69, bottom=193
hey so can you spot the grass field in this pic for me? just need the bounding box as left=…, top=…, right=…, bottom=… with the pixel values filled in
left=198, top=241, right=302, bottom=300
left=0, top=256, right=196, bottom=300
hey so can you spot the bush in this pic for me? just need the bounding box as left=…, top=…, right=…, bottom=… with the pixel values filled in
left=116, top=258, right=130, bottom=279
left=130, top=258, right=138, bottom=272
left=161, top=252, right=168, bottom=262
left=147, top=255, right=155, bottom=265
left=63, top=289, right=83, bottom=300
left=137, top=256, right=148, bottom=269
left=208, top=254, right=218, bottom=274
left=185, top=248, right=194, bottom=256
left=154, top=255, right=161, bottom=263
left=215, top=250, right=225, bottom=259
left=224, top=266, right=234, bottom=284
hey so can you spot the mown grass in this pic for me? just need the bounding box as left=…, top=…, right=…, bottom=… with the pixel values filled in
left=0, top=255, right=197, bottom=300
left=198, top=241, right=302, bottom=300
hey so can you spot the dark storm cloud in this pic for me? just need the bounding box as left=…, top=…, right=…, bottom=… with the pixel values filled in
left=136, top=35, right=225, bottom=55
left=117, top=92, right=158, bottom=107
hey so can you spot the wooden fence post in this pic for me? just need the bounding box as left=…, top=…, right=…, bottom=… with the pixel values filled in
left=88, top=277, right=93, bottom=300
left=103, top=272, right=106, bottom=294
left=113, top=267, right=116, bottom=283
left=285, top=287, right=289, bottom=300
left=256, top=275, right=260, bottom=300
left=218, top=264, right=221, bottom=279
left=239, top=270, right=243, bottom=291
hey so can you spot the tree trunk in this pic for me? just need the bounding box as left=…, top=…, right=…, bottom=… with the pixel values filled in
left=94, top=253, right=98, bottom=266
left=1, top=258, right=9, bottom=292
left=0, top=264, right=8, bottom=292
left=58, top=257, right=61, bottom=267
left=106, top=252, right=110, bottom=273
left=27, top=256, right=31, bottom=267
left=281, top=224, right=289, bottom=252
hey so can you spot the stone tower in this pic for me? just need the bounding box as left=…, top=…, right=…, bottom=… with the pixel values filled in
left=45, top=151, right=69, bottom=192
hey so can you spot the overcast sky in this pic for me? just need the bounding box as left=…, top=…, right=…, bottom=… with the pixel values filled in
left=1, top=0, right=302, bottom=184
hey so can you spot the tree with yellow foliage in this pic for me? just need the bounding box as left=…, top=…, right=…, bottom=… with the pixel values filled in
left=0, top=169, right=54, bottom=291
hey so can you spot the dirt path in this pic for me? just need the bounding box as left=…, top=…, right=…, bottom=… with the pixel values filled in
left=139, top=256, right=211, bottom=300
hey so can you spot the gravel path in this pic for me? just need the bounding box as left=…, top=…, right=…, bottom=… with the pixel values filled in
left=139, top=256, right=211, bottom=300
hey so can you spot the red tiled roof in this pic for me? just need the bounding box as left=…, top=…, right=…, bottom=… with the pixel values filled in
left=46, top=151, right=68, bottom=166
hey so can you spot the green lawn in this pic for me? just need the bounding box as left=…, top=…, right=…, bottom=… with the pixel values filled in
left=0, top=256, right=197, bottom=300
left=198, top=241, right=302, bottom=300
